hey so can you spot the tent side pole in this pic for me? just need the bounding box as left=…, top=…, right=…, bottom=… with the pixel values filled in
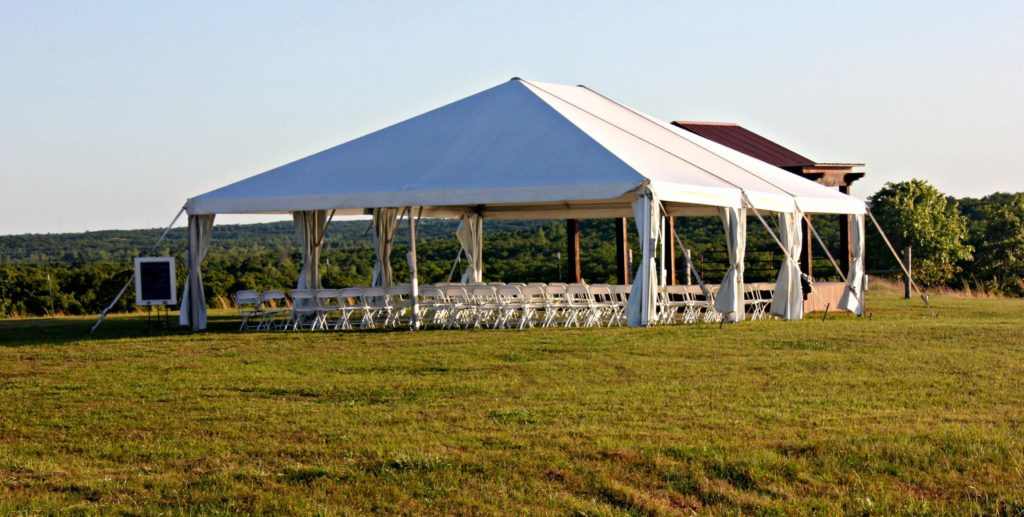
left=408, top=207, right=420, bottom=330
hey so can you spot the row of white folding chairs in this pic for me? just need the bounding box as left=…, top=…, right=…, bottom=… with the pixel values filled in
left=418, top=283, right=631, bottom=330
left=235, top=287, right=418, bottom=331
left=657, top=285, right=721, bottom=324
left=237, top=281, right=772, bottom=331
left=237, top=283, right=631, bottom=332
left=656, top=283, right=775, bottom=324
left=744, top=283, right=774, bottom=321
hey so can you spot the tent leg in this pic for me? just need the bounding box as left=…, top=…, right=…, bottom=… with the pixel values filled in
left=408, top=207, right=420, bottom=330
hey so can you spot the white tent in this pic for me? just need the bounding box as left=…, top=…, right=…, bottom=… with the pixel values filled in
left=181, top=78, right=866, bottom=330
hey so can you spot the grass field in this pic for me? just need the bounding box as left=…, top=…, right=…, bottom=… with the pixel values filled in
left=2, top=286, right=1023, bottom=515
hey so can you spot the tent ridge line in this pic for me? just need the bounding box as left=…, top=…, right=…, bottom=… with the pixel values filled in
left=518, top=79, right=749, bottom=196
left=576, top=83, right=804, bottom=202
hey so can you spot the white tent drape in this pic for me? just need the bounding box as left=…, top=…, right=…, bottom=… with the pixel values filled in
left=179, top=214, right=215, bottom=330
left=457, top=212, right=484, bottom=284
left=838, top=214, right=866, bottom=315
left=626, top=191, right=661, bottom=327
left=769, top=210, right=804, bottom=320
left=715, top=207, right=746, bottom=322
left=371, top=207, right=401, bottom=287
left=293, top=210, right=331, bottom=290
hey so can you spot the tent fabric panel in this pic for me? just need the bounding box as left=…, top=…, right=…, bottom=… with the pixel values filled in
left=179, top=214, right=214, bottom=330
left=714, top=207, right=746, bottom=322
left=525, top=80, right=864, bottom=215
left=188, top=80, right=647, bottom=215
left=769, top=210, right=804, bottom=320
left=457, top=213, right=484, bottom=283
left=626, top=191, right=661, bottom=327
left=838, top=214, right=866, bottom=314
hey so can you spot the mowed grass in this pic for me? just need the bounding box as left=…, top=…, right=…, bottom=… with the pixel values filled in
left=1, top=287, right=1023, bottom=515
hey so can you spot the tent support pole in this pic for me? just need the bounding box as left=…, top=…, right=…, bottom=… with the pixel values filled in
left=408, top=207, right=421, bottom=330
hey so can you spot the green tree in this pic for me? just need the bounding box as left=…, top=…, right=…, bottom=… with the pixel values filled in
left=970, top=193, right=1024, bottom=295
left=867, top=180, right=973, bottom=287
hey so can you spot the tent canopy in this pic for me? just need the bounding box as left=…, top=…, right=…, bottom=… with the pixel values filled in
left=187, top=78, right=864, bottom=218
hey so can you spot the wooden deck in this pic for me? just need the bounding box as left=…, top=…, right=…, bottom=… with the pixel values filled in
left=804, top=281, right=846, bottom=313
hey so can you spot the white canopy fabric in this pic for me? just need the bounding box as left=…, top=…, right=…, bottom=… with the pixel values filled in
left=371, top=207, right=401, bottom=287
left=186, top=78, right=864, bottom=218
left=838, top=214, right=867, bottom=315
left=714, top=207, right=747, bottom=322
left=456, top=213, right=484, bottom=283
left=769, top=211, right=804, bottom=320
left=293, top=210, right=331, bottom=291
left=181, top=78, right=868, bottom=330
left=626, top=190, right=661, bottom=326
left=179, top=214, right=214, bottom=329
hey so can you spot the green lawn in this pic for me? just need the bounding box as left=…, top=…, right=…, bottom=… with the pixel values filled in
left=1, top=288, right=1023, bottom=515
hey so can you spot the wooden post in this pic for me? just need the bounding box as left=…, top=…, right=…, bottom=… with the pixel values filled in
left=665, top=216, right=676, bottom=285
left=903, top=246, right=912, bottom=299
left=615, top=217, right=629, bottom=285
left=567, top=219, right=582, bottom=283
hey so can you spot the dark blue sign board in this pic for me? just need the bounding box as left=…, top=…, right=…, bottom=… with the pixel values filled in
left=134, top=257, right=177, bottom=306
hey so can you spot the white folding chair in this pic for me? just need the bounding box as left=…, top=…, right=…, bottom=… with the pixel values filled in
left=359, top=287, right=388, bottom=329
left=658, top=286, right=684, bottom=325
left=542, top=284, right=568, bottom=328
left=495, top=286, right=524, bottom=329
left=469, top=285, right=499, bottom=329
left=289, top=289, right=317, bottom=330
left=236, top=290, right=262, bottom=331
left=588, top=284, right=618, bottom=327
left=517, top=285, right=547, bottom=329
left=418, top=286, right=448, bottom=328
left=702, top=286, right=722, bottom=323
left=313, top=289, right=341, bottom=330
left=258, top=290, right=290, bottom=330
left=334, top=287, right=363, bottom=330
left=565, top=284, right=598, bottom=327
left=386, top=285, right=413, bottom=327
left=744, top=284, right=770, bottom=321
left=610, top=285, right=631, bottom=326
left=442, top=285, right=473, bottom=329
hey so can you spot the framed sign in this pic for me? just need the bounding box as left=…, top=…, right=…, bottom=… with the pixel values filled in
left=134, top=257, right=177, bottom=306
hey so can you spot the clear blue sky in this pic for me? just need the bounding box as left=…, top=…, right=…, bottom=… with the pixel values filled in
left=2, top=1, right=1021, bottom=235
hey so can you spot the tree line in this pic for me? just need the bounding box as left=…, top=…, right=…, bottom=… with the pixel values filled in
left=0, top=180, right=1019, bottom=317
